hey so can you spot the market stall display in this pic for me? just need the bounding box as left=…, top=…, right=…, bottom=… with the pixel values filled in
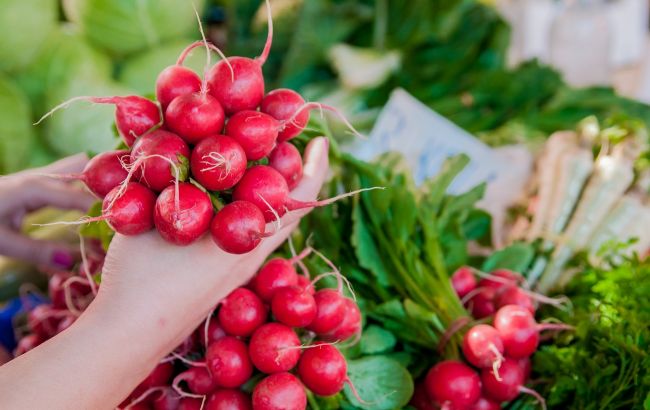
left=0, top=0, right=649, bottom=409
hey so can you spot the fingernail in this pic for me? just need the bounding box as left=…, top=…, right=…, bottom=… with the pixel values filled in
left=52, top=250, right=74, bottom=269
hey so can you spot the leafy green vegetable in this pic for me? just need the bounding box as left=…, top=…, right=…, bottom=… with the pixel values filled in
left=43, top=68, right=131, bottom=156
left=344, top=356, right=413, bottom=410
left=303, top=153, right=487, bottom=356
left=0, top=74, right=35, bottom=173
left=79, top=202, right=114, bottom=251
left=360, top=325, right=397, bottom=355
left=511, top=254, right=650, bottom=409
left=14, top=28, right=114, bottom=117
left=70, top=0, right=206, bottom=57
left=481, top=242, right=534, bottom=272
left=0, top=0, right=57, bottom=72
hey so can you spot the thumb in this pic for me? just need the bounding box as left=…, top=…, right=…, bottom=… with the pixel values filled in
left=0, top=227, right=77, bottom=269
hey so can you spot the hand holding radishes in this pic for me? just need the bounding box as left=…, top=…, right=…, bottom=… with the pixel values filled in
left=33, top=0, right=367, bottom=255
left=0, top=154, right=95, bottom=268
left=0, top=137, right=329, bottom=410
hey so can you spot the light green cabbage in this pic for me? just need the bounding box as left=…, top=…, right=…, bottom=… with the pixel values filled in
left=69, top=0, right=206, bottom=57
left=0, top=75, right=34, bottom=173
left=14, top=27, right=113, bottom=117
left=0, top=0, right=58, bottom=72
left=43, top=77, right=131, bottom=156
left=117, top=39, right=207, bottom=95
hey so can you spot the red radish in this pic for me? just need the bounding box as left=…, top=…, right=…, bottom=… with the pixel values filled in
left=409, top=382, right=436, bottom=410
left=324, top=298, right=362, bottom=342
left=126, top=402, right=151, bottom=410
left=425, top=360, right=481, bottom=409
left=297, top=344, right=347, bottom=396
left=198, top=317, right=226, bottom=347
left=102, top=182, right=156, bottom=236
left=139, top=362, right=175, bottom=390
left=49, top=272, right=92, bottom=309
left=296, top=275, right=314, bottom=295
left=517, top=357, right=532, bottom=381
left=130, top=130, right=190, bottom=192
left=271, top=286, right=317, bottom=328
left=494, top=286, right=535, bottom=314
left=464, top=269, right=523, bottom=319
left=233, top=165, right=377, bottom=223
left=469, top=397, right=502, bottom=410
left=464, top=288, right=496, bottom=319
left=260, top=89, right=308, bottom=142
left=224, top=111, right=279, bottom=161
left=152, top=388, right=182, bottom=410
left=252, top=372, right=306, bottom=410
left=56, top=315, right=76, bottom=333
left=165, top=92, right=225, bottom=145
left=28, top=304, right=63, bottom=338
left=493, top=305, right=539, bottom=358
left=218, top=288, right=267, bottom=337
left=45, top=150, right=129, bottom=198
left=268, top=142, right=303, bottom=190
left=252, top=258, right=299, bottom=302
left=306, top=289, right=346, bottom=334
left=81, top=150, right=129, bottom=198
left=178, top=398, right=202, bottom=410
left=165, top=24, right=229, bottom=144
left=174, top=367, right=218, bottom=395
left=156, top=65, right=201, bottom=110
left=249, top=323, right=301, bottom=373
left=156, top=43, right=203, bottom=109
left=462, top=325, right=504, bottom=375
left=206, top=336, right=253, bottom=388
left=14, top=334, right=42, bottom=356
left=206, top=0, right=273, bottom=114
left=175, top=333, right=200, bottom=356
left=478, top=269, right=523, bottom=292
left=154, top=182, right=213, bottom=246
left=481, top=358, right=545, bottom=408
left=210, top=201, right=268, bottom=254
left=451, top=266, right=476, bottom=299
left=190, top=135, right=247, bottom=191
left=35, top=96, right=161, bottom=148
left=206, top=389, right=252, bottom=410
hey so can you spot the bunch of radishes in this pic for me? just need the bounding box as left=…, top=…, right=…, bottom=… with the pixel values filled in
left=116, top=251, right=363, bottom=410
left=13, top=241, right=104, bottom=356
left=411, top=267, right=571, bottom=409
left=37, top=1, right=359, bottom=254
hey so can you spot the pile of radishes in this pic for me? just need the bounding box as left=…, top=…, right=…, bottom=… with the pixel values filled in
left=13, top=241, right=104, bottom=356
left=115, top=251, right=362, bottom=410
left=411, top=267, right=571, bottom=409
left=37, top=1, right=359, bottom=254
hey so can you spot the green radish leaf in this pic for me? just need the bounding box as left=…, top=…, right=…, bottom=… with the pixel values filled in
left=344, top=356, right=414, bottom=410
left=360, top=325, right=397, bottom=355
left=79, top=201, right=114, bottom=251
left=176, top=154, right=190, bottom=182
left=481, top=242, right=534, bottom=273
left=463, top=209, right=492, bottom=244
left=351, top=201, right=390, bottom=287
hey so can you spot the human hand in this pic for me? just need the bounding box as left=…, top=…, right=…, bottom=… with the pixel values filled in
left=93, top=137, right=330, bottom=362
left=0, top=154, right=96, bottom=268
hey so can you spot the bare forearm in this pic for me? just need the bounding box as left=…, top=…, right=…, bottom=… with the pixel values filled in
left=0, top=295, right=202, bottom=410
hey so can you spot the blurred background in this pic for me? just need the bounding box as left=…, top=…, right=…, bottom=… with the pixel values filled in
left=3, top=0, right=650, bottom=178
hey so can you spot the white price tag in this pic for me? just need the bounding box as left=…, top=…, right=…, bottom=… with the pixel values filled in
left=347, top=88, right=503, bottom=193
left=344, top=88, right=533, bottom=246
